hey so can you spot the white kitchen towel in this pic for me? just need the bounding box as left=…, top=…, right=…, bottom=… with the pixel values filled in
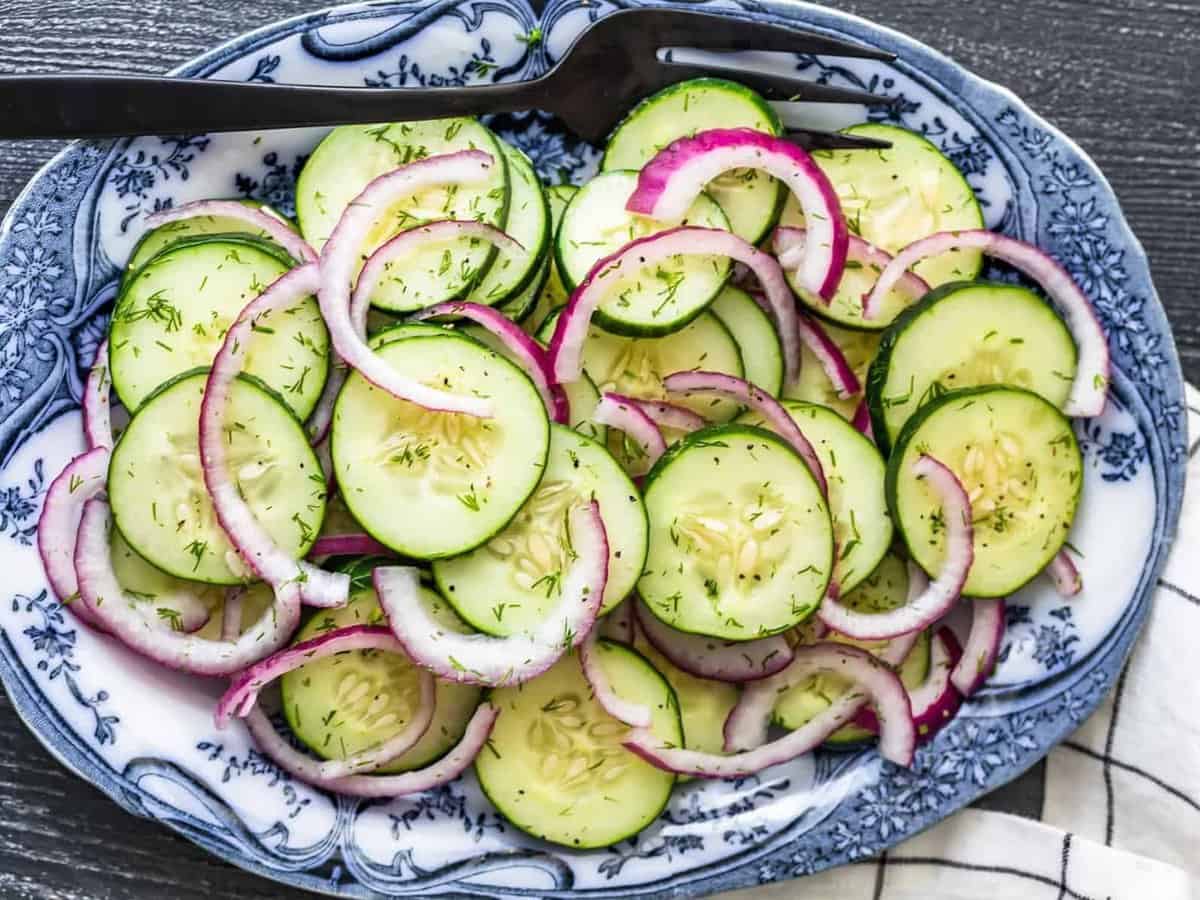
left=722, top=385, right=1200, bottom=900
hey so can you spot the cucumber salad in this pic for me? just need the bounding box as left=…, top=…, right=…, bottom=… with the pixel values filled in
left=39, top=77, right=1109, bottom=849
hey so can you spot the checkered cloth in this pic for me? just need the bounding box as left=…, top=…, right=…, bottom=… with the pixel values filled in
left=723, top=386, right=1200, bottom=900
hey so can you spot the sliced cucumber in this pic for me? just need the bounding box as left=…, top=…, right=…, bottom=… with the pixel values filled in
left=466, top=143, right=550, bottom=307
left=781, top=123, right=984, bottom=318
left=476, top=642, right=682, bottom=848
left=786, top=245, right=925, bottom=333
left=561, top=372, right=604, bottom=443
left=738, top=400, right=890, bottom=594
left=784, top=321, right=880, bottom=420
left=295, top=119, right=509, bottom=310
left=368, top=321, right=450, bottom=349
left=709, top=285, right=784, bottom=396
left=602, top=77, right=784, bottom=245
left=555, top=170, right=732, bottom=336
left=866, top=281, right=1078, bottom=453
left=110, top=528, right=223, bottom=626
left=496, top=252, right=551, bottom=324
left=330, top=333, right=549, bottom=559
left=109, top=236, right=329, bottom=418
left=888, top=386, right=1083, bottom=597
left=521, top=184, right=578, bottom=332
left=281, top=585, right=482, bottom=773
left=639, top=424, right=833, bottom=640
left=432, top=424, right=647, bottom=635
left=108, top=369, right=326, bottom=585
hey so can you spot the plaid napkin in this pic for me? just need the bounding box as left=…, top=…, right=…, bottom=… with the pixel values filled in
left=722, top=386, right=1200, bottom=900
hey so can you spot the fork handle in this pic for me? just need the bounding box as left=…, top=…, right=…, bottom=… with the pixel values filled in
left=0, top=74, right=556, bottom=139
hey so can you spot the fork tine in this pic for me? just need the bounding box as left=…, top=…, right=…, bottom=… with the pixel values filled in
left=613, top=8, right=895, bottom=61
left=786, top=128, right=893, bottom=151
left=652, top=61, right=897, bottom=106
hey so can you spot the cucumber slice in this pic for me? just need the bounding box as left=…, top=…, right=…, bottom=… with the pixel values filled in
left=476, top=642, right=682, bottom=848
left=368, top=321, right=451, bottom=349
left=124, top=200, right=296, bottom=283
left=738, top=400, right=891, bottom=594
left=639, top=424, right=833, bottom=640
left=496, top=252, right=551, bottom=324
left=110, top=528, right=223, bottom=626
left=295, top=119, right=509, bottom=310
left=108, top=369, right=326, bottom=585
left=887, top=386, right=1083, bottom=597
left=555, top=170, right=732, bottom=336
left=602, top=77, right=785, bottom=245
left=784, top=321, right=880, bottom=420
left=781, top=123, right=984, bottom=311
left=521, top=185, right=578, bottom=332
left=866, top=281, right=1078, bottom=453
left=432, top=424, right=647, bottom=635
left=281, top=586, right=482, bottom=773
left=331, top=333, right=550, bottom=559
left=709, top=285, right=784, bottom=396
left=466, top=143, right=550, bottom=307
left=110, top=237, right=329, bottom=418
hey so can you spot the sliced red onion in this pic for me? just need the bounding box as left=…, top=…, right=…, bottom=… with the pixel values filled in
left=817, top=457, right=973, bottom=640
left=662, top=371, right=827, bottom=497
left=410, top=299, right=566, bottom=423
left=579, top=628, right=652, bottom=728
left=221, top=587, right=245, bottom=642
left=633, top=642, right=914, bottom=777
left=216, top=624, right=435, bottom=778
left=950, top=597, right=1005, bottom=697
left=796, top=312, right=861, bottom=399
left=851, top=399, right=874, bottom=440
left=627, top=128, right=847, bottom=301
left=243, top=700, right=498, bottom=797
left=592, top=393, right=668, bottom=468
left=73, top=499, right=302, bottom=675
left=198, top=263, right=349, bottom=609
left=318, top=152, right=499, bottom=418
left=855, top=627, right=962, bottom=740
left=634, top=598, right=792, bottom=682
left=549, top=226, right=801, bottom=387
left=145, top=199, right=317, bottom=265
left=38, top=447, right=109, bottom=630
left=1047, top=549, right=1082, bottom=596
left=863, top=229, right=1108, bottom=416
left=626, top=398, right=708, bottom=434
left=599, top=599, right=635, bottom=644
left=773, top=226, right=930, bottom=305
left=83, top=339, right=113, bottom=451
left=374, top=502, right=608, bottom=686
left=308, top=533, right=392, bottom=559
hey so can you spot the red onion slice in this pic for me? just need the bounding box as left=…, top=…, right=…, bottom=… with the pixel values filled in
left=198, top=263, right=349, bottom=609
left=855, top=626, right=963, bottom=740
left=305, top=363, right=344, bottom=446
left=83, top=340, right=113, bottom=451
left=221, top=587, right=245, bottom=642
left=599, top=599, right=635, bottom=644
left=374, top=502, right=608, bottom=686
left=73, top=499, right=302, bottom=675
left=795, top=312, right=861, bottom=399
left=37, top=447, right=109, bottom=630
left=632, top=642, right=914, bottom=777
left=410, top=299, right=566, bottom=423
left=817, top=457, right=973, bottom=640
left=862, top=229, right=1109, bottom=416
left=144, top=199, right=317, bottom=265
left=950, top=597, right=1005, bottom=697
left=318, top=152, right=499, bottom=418
left=1047, top=549, right=1083, bottom=596
left=579, top=628, right=653, bottom=728
left=549, top=226, right=801, bottom=387
left=773, top=226, right=930, bottom=307
left=627, top=128, right=847, bottom=301
left=243, top=700, right=498, bottom=797
left=634, top=598, right=792, bottom=682
left=592, top=393, right=668, bottom=468
left=851, top=399, right=874, bottom=440
left=662, top=371, right=827, bottom=497
left=308, top=533, right=392, bottom=559
left=217, top=624, right=435, bottom=778
left=626, top=398, right=708, bottom=434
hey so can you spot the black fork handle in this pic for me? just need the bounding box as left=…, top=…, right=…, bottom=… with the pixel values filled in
left=0, top=74, right=558, bottom=139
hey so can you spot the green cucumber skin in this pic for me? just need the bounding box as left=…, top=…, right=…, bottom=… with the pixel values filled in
left=883, top=384, right=1083, bottom=597
left=472, top=144, right=551, bottom=306
left=865, top=279, right=1071, bottom=456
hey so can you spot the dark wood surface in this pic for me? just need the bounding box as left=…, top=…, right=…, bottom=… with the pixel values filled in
left=0, top=1, right=1195, bottom=897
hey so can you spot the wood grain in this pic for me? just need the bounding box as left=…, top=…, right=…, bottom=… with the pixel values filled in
left=0, top=1, right=1195, bottom=897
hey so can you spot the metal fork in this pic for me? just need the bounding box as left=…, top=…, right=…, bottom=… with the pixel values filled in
left=0, top=7, right=894, bottom=150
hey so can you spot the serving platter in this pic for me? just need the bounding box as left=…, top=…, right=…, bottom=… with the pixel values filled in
left=0, top=0, right=1185, bottom=896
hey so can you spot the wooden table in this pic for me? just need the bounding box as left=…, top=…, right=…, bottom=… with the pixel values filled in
left=0, top=1, right=1195, bottom=896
